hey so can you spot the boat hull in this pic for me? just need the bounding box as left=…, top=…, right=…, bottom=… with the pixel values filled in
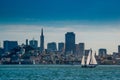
left=81, top=65, right=97, bottom=68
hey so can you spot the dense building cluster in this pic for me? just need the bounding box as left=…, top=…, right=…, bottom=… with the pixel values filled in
left=0, top=28, right=120, bottom=65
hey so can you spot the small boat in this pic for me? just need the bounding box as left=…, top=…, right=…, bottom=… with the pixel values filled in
left=81, top=49, right=97, bottom=68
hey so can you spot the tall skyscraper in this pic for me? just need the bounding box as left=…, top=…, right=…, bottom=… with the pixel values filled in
left=65, top=32, right=75, bottom=54
left=29, top=39, right=38, bottom=49
left=3, top=40, right=18, bottom=52
left=40, top=28, right=44, bottom=52
left=118, top=45, right=120, bottom=53
left=47, top=42, right=57, bottom=52
left=58, top=42, right=64, bottom=52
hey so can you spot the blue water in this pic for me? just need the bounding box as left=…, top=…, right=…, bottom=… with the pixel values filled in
left=0, top=65, right=120, bottom=80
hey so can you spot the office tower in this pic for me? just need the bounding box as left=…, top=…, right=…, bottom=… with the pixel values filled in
left=118, top=45, right=120, bottom=53
left=3, top=40, right=18, bottom=52
left=47, top=42, right=57, bottom=52
left=26, top=39, right=28, bottom=46
left=40, top=28, right=44, bottom=52
left=75, top=44, right=79, bottom=55
left=29, top=39, right=38, bottom=49
left=79, top=43, right=85, bottom=57
left=58, top=42, right=64, bottom=52
left=98, top=48, right=107, bottom=57
left=65, top=32, right=75, bottom=54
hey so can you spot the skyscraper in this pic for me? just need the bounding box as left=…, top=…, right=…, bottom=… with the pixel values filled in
left=47, top=42, right=57, bottom=52
left=26, top=39, right=28, bottom=46
left=3, top=40, right=18, bottom=52
left=65, top=32, right=75, bottom=54
left=58, top=42, right=64, bottom=52
left=40, top=28, right=44, bottom=52
left=79, top=43, right=85, bottom=57
left=29, top=39, right=38, bottom=49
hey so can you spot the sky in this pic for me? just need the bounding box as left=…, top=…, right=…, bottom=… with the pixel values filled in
left=0, top=0, right=120, bottom=54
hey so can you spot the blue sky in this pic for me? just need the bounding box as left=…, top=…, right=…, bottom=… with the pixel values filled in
left=0, top=0, right=120, bottom=23
left=0, top=0, right=120, bottom=54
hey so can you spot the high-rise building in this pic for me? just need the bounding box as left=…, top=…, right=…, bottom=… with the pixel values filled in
left=40, top=28, right=44, bottom=52
left=47, top=42, right=57, bottom=52
left=75, top=44, right=79, bottom=55
left=3, top=40, right=18, bottom=52
left=118, top=45, right=120, bottom=53
left=79, top=43, right=85, bottom=57
left=58, top=42, right=64, bottom=52
left=98, top=48, right=107, bottom=57
left=65, top=32, right=75, bottom=54
left=26, top=39, right=28, bottom=46
left=29, top=39, right=38, bottom=49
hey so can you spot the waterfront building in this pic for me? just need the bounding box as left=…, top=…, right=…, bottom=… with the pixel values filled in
left=58, top=42, right=64, bottom=52
left=29, top=39, right=38, bottom=49
left=47, top=42, right=57, bottom=52
left=98, top=48, right=107, bottom=58
left=3, top=40, right=18, bottom=52
left=65, top=32, right=75, bottom=54
left=40, top=28, right=44, bottom=52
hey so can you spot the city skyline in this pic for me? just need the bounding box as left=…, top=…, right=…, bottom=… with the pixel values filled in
left=0, top=0, right=120, bottom=54
left=0, top=27, right=120, bottom=55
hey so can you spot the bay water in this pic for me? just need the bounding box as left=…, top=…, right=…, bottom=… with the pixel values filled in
left=0, top=65, right=120, bottom=80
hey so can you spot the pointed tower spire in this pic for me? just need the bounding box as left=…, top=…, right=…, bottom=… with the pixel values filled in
left=40, top=28, right=44, bottom=52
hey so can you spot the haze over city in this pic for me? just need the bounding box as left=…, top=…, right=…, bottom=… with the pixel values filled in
left=0, top=0, right=120, bottom=54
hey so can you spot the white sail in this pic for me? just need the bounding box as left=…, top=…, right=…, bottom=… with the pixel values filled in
left=86, top=50, right=91, bottom=65
left=81, top=56, right=85, bottom=65
left=91, top=52, right=97, bottom=64
left=81, top=49, right=98, bottom=68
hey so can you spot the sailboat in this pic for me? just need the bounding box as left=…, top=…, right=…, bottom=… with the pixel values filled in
left=81, top=49, right=97, bottom=68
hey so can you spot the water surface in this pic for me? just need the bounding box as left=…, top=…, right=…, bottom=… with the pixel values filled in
left=0, top=65, right=120, bottom=80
